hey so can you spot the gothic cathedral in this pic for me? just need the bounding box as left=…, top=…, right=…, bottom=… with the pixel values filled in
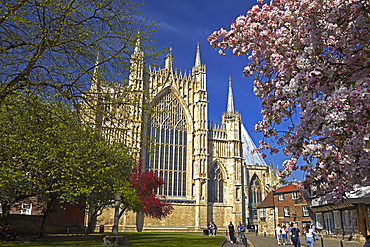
left=90, top=42, right=279, bottom=232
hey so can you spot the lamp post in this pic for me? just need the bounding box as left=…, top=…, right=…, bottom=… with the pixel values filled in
left=239, top=118, right=246, bottom=226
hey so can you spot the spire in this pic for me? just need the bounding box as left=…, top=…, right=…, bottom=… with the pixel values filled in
left=269, top=159, right=273, bottom=170
left=195, top=42, right=201, bottom=66
left=134, top=32, right=141, bottom=55
left=276, top=163, right=280, bottom=176
left=227, top=76, right=235, bottom=112
left=133, top=32, right=143, bottom=58
left=165, top=47, right=173, bottom=70
left=93, top=52, right=100, bottom=84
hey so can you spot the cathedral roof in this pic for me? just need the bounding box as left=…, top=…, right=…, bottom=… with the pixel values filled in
left=241, top=124, right=268, bottom=167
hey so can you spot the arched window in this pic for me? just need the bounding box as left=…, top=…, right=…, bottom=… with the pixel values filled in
left=249, top=175, right=262, bottom=206
left=145, top=92, right=187, bottom=197
left=208, top=163, right=224, bottom=203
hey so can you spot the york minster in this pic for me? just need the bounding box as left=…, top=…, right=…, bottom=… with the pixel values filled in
left=86, top=41, right=279, bottom=232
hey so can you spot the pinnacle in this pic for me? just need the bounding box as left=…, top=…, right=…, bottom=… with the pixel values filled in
left=195, top=42, right=201, bottom=67
left=227, top=76, right=235, bottom=113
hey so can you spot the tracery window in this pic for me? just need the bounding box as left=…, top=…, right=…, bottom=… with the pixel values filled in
left=145, top=92, right=187, bottom=197
left=249, top=175, right=262, bottom=206
left=208, top=163, right=224, bottom=203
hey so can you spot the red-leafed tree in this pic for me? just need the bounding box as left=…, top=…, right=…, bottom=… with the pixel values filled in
left=119, top=161, right=173, bottom=220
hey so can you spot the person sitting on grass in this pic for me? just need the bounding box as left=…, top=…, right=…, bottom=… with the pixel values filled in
left=208, top=222, right=213, bottom=236
left=212, top=222, right=217, bottom=236
left=3, top=223, right=18, bottom=241
left=0, top=224, right=6, bottom=242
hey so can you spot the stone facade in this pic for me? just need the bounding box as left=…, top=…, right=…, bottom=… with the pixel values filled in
left=89, top=42, right=279, bottom=232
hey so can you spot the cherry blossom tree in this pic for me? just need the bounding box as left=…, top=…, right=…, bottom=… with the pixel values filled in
left=208, top=0, right=370, bottom=202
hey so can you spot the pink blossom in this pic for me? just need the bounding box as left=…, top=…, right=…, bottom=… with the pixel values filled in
left=208, top=0, right=370, bottom=202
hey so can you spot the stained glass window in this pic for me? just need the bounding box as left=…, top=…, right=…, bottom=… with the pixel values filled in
left=249, top=175, right=262, bottom=205
left=208, top=163, right=224, bottom=203
left=145, top=92, right=187, bottom=197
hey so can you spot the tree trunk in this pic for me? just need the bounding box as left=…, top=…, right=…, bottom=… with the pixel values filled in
left=39, top=208, right=48, bottom=237
left=39, top=196, right=56, bottom=237
left=0, top=202, right=10, bottom=225
left=136, top=211, right=144, bottom=232
left=87, top=210, right=100, bottom=234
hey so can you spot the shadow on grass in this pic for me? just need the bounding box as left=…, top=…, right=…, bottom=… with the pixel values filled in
left=126, top=233, right=224, bottom=247
left=0, top=232, right=224, bottom=247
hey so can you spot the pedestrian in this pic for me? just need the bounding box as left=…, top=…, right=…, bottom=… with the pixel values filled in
left=255, top=224, right=258, bottom=236
left=208, top=222, right=213, bottom=236
left=288, top=223, right=293, bottom=245
left=0, top=224, right=6, bottom=242
left=212, top=222, right=217, bottom=236
left=275, top=223, right=282, bottom=245
left=364, top=235, right=370, bottom=247
left=228, top=221, right=236, bottom=244
left=311, top=223, right=318, bottom=241
left=237, top=221, right=245, bottom=245
left=290, top=223, right=301, bottom=247
left=304, top=224, right=316, bottom=247
left=282, top=224, right=287, bottom=245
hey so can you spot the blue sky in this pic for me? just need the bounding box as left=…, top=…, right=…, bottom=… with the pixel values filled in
left=140, top=0, right=306, bottom=182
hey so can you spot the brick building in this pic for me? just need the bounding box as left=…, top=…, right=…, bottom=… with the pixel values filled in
left=257, top=185, right=312, bottom=235
left=1, top=199, right=85, bottom=235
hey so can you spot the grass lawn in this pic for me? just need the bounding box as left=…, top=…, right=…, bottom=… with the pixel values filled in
left=0, top=232, right=225, bottom=246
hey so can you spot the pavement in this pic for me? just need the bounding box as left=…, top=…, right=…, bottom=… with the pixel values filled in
left=222, top=232, right=364, bottom=247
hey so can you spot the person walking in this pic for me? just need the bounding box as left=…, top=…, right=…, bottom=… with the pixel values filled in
left=255, top=224, right=258, bottom=236
left=304, top=224, right=316, bottom=247
left=288, top=223, right=293, bottom=245
left=311, top=223, right=318, bottom=241
left=282, top=224, right=287, bottom=245
left=275, top=223, right=282, bottom=245
left=228, top=221, right=236, bottom=244
left=290, top=223, right=301, bottom=247
left=237, top=221, right=245, bottom=245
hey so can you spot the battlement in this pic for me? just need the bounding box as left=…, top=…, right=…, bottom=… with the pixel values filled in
left=208, top=121, right=226, bottom=140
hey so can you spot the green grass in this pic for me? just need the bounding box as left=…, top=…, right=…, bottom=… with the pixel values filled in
left=1, top=232, right=224, bottom=246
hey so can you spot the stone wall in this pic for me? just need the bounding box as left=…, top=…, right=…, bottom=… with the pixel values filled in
left=258, top=207, right=277, bottom=236
left=95, top=202, right=237, bottom=233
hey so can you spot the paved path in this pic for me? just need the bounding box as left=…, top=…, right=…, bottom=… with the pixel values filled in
left=222, top=232, right=364, bottom=247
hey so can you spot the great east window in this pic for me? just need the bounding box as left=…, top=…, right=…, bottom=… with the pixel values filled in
left=145, top=92, right=187, bottom=197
